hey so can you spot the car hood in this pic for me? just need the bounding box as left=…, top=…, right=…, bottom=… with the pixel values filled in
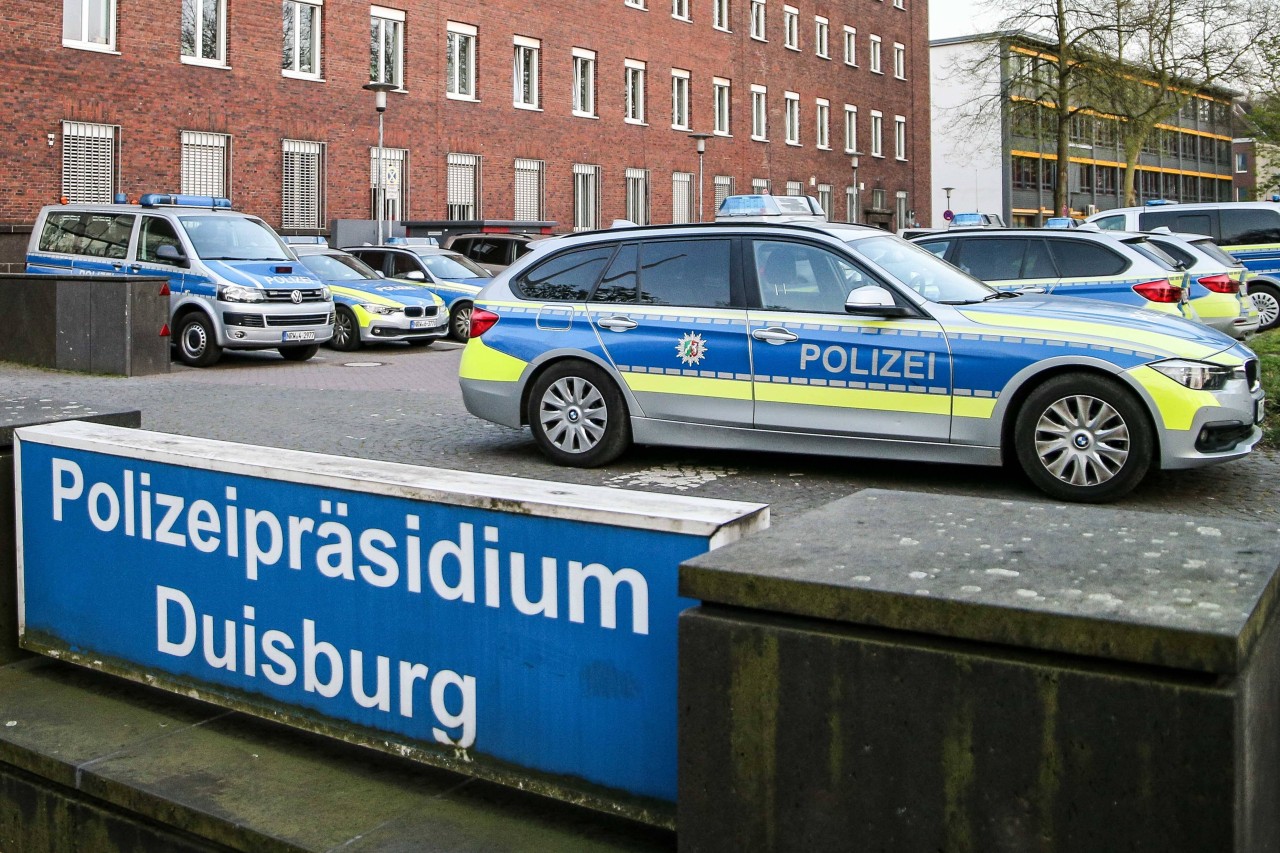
left=202, top=260, right=323, bottom=289
left=950, top=293, right=1249, bottom=362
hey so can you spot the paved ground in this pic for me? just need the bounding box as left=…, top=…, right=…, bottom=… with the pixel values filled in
left=5, top=341, right=1277, bottom=525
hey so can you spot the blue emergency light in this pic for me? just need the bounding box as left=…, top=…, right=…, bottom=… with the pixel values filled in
left=139, top=193, right=234, bottom=209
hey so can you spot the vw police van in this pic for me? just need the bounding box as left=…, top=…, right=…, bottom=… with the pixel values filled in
left=27, top=194, right=334, bottom=366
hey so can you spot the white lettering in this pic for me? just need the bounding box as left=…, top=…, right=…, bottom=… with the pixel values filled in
left=153, top=493, right=186, bottom=547
left=244, top=508, right=283, bottom=581
left=568, top=561, right=650, bottom=635
left=429, top=523, right=475, bottom=602
left=51, top=458, right=83, bottom=521
left=87, top=482, right=120, bottom=532
left=303, top=618, right=343, bottom=698
left=156, top=586, right=196, bottom=657
left=431, top=670, right=477, bottom=748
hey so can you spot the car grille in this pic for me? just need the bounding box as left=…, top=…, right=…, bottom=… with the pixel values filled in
left=264, top=288, right=328, bottom=302
left=1245, top=358, right=1260, bottom=392
left=403, top=306, right=438, bottom=318
left=223, top=312, right=265, bottom=328
left=267, top=313, right=332, bottom=327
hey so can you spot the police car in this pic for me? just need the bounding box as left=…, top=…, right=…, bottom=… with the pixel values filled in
left=287, top=240, right=448, bottom=350
left=344, top=243, right=491, bottom=342
left=26, top=194, right=333, bottom=366
left=459, top=222, right=1264, bottom=503
left=1138, top=230, right=1259, bottom=340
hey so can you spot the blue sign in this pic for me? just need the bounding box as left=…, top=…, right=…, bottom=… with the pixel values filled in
left=15, top=422, right=767, bottom=817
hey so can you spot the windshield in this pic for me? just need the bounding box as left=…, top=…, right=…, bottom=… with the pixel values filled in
left=180, top=215, right=292, bottom=261
left=420, top=251, right=491, bottom=279
left=295, top=252, right=379, bottom=281
left=847, top=235, right=997, bottom=304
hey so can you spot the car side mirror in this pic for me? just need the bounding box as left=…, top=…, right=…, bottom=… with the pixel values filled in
left=845, top=285, right=911, bottom=317
left=403, top=270, right=426, bottom=281
left=155, top=244, right=189, bottom=268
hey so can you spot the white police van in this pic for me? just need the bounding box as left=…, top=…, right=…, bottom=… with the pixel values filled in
left=26, top=194, right=334, bottom=366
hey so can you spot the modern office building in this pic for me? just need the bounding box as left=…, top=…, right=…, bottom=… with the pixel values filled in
left=930, top=31, right=1236, bottom=227
left=0, top=0, right=930, bottom=251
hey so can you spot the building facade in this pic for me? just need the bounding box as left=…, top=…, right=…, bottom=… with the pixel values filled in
left=930, top=33, right=1235, bottom=228
left=0, top=0, right=930, bottom=242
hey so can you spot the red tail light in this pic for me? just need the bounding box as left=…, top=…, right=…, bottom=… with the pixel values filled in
left=1132, top=279, right=1184, bottom=304
left=1197, top=273, right=1239, bottom=294
left=469, top=307, right=500, bottom=338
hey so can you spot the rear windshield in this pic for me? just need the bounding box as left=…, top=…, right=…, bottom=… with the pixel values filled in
left=1187, top=238, right=1243, bottom=268
left=1120, top=236, right=1181, bottom=271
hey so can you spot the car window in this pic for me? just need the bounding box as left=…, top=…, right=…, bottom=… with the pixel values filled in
left=1120, top=236, right=1179, bottom=271
left=46, top=212, right=134, bottom=259
left=637, top=239, right=732, bottom=308
left=1187, top=238, right=1242, bottom=268
left=1022, top=239, right=1056, bottom=278
left=847, top=234, right=995, bottom=303
left=754, top=240, right=861, bottom=312
left=138, top=216, right=183, bottom=264
left=913, top=239, right=950, bottom=258
left=420, top=252, right=490, bottom=279
left=593, top=244, right=638, bottom=303
left=351, top=250, right=388, bottom=274
left=466, top=239, right=510, bottom=266
left=1047, top=239, right=1127, bottom=277
left=1146, top=238, right=1195, bottom=268
left=1140, top=211, right=1212, bottom=237
left=388, top=251, right=423, bottom=278
left=1220, top=209, right=1280, bottom=245
left=513, top=241, right=535, bottom=259
left=1092, top=215, right=1127, bottom=231
left=179, top=215, right=290, bottom=261
left=953, top=238, right=1027, bottom=280
left=450, top=238, right=474, bottom=255
left=39, top=212, right=92, bottom=254
left=517, top=246, right=614, bottom=301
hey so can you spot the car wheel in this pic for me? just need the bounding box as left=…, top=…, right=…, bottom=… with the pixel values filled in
left=176, top=313, right=222, bottom=367
left=278, top=344, right=319, bottom=361
left=1014, top=373, right=1152, bottom=503
left=527, top=361, right=631, bottom=467
left=1250, top=282, right=1280, bottom=332
left=329, top=306, right=361, bottom=351
left=449, top=301, right=473, bottom=342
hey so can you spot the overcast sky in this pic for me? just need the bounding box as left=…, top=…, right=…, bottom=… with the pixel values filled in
left=929, top=0, right=1005, bottom=40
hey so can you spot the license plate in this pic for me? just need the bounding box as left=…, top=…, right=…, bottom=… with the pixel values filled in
left=282, top=330, right=316, bottom=342
left=409, top=320, right=432, bottom=329
left=1257, top=398, right=1266, bottom=425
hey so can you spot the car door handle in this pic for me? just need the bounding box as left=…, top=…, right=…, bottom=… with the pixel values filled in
left=597, top=315, right=638, bottom=332
left=752, top=326, right=799, bottom=345
left=129, top=263, right=143, bottom=273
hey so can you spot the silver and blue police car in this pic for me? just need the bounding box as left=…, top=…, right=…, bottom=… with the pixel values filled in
left=459, top=222, right=1264, bottom=503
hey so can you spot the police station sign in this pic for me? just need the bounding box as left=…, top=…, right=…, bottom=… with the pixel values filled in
left=14, top=421, right=767, bottom=820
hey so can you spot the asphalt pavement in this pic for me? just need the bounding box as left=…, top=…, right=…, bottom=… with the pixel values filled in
left=4, top=341, right=1277, bottom=524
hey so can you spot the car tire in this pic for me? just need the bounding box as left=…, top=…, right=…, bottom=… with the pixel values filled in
left=329, top=306, right=361, bottom=351
left=278, top=344, right=319, bottom=361
left=176, top=313, right=222, bottom=367
left=449, top=301, right=473, bottom=342
left=1250, top=281, right=1280, bottom=333
left=1013, top=372, right=1153, bottom=503
left=527, top=361, right=631, bottom=467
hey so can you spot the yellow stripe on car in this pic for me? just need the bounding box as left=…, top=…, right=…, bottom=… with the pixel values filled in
left=1127, top=364, right=1218, bottom=431
left=959, top=310, right=1218, bottom=360
left=459, top=337, right=529, bottom=382
left=623, top=372, right=754, bottom=401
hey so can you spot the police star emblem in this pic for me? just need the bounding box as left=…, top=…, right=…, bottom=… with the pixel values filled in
left=676, top=331, right=708, bottom=366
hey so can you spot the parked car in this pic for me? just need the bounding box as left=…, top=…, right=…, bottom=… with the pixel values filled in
left=947, top=212, right=1006, bottom=228
left=716, top=194, right=829, bottom=223
left=1085, top=201, right=1280, bottom=331
left=288, top=241, right=448, bottom=350
left=443, top=232, right=550, bottom=273
left=1135, top=230, right=1259, bottom=340
left=459, top=221, right=1263, bottom=503
left=344, top=244, right=491, bottom=341
left=908, top=228, right=1196, bottom=321
left=1044, top=217, right=1085, bottom=228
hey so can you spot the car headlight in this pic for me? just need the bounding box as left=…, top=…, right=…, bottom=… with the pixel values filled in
left=1151, top=359, right=1236, bottom=391
left=217, top=284, right=266, bottom=303
left=320, top=286, right=331, bottom=300
left=359, top=303, right=402, bottom=316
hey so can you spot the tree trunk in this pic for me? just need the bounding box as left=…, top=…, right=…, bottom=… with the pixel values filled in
left=1121, top=135, right=1142, bottom=206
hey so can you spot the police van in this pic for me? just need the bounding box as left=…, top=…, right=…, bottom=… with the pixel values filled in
left=27, top=194, right=334, bottom=366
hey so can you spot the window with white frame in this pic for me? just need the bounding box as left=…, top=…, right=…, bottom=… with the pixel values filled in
left=872, top=187, right=887, bottom=210
left=817, top=184, right=832, bottom=217
left=751, top=85, right=767, bottom=140
left=750, top=0, right=765, bottom=39
left=514, top=158, right=545, bottom=220
left=814, top=16, right=828, bottom=58
left=369, top=146, right=406, bottom=221
left=893, top=42, right=905, bottom=79
left=625, top=0, right=646, bottom=8
left=672, top=69, right=690, bottom=129
left=785, top=180, right=801, bottom=196
left=625, top=59, right=646, bottom=124
left=62, top=121, right=118, bottom=203
left=753, top=177, right=769, bottom=194
left=181, top=130, right=231, bottom=197
left=870, top=110, right=883, bottom=157
left=869, top=35, right=882, bottom=73
left=815, top=98, right=829, bottom=149
left=626, top=167, right=650, bottom=224
left=843, top=26, right=857, bottom=65
left=713, top=175, right=734, bottom=210
left=369, top=7, right=403, bottom=86
left=713, top=0, right=730, bottom=31
left=282, top=0, right=322, bottom=78
left=182, top=0, right=225, bottom=65
left=672, top=172, right=694, bottom=223
left=64, top=0, right=115, bottom=51
left=514, top=36, right=540, bottom=108
left=784, top=91, right=800, bottom=144
left=896, top=190, right=909, bottom=227
left=783, top=5, right=798, bottom=49
left=446, top=22, right=477, bottom=99
left=673, top=0, right=689, bottom=18
left=894, top=115, right=907, bottom=159
left=573, top=48, right=596, bottom=117
left=846, top=185, right=856, bottom=222
left=844, top=105, right=857, bottom=153
left=894, top=0, right=904, bottom=8
left=446, top=153, right=482, bottom=219
left=713, top=78, right=731, bottom=135
left=282, top=138, right=325, bottom=229
left=573, top=164, right=601, bottom=231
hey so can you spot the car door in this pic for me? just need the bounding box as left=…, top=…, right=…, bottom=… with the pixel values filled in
left=746, top=238, right=952, bottom=441
left=129, top=215, right=187, bottom=297
left=948, top=236, right=1058, bottom=294
left=586, top=237, right=753, bottom=425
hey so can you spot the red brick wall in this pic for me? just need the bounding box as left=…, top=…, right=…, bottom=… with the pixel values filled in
left=0, top=0, right=930, bottom=231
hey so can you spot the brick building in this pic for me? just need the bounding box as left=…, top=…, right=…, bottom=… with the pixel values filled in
left=0, top=0, right=929, bottom=249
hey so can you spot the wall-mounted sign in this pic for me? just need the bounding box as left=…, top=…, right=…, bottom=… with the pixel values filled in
left=15, top=422, right=767, bottom=822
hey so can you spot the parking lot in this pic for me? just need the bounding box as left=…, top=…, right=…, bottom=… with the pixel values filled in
left=4, top=341, right=1277, bottom=524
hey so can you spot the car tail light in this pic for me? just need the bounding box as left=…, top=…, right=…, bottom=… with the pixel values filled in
left=1132, top=279, right=1183, bottom=304
left=1197, top=273, right=1239, bottom=294
left=469, top=307, right=500, bottom=337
